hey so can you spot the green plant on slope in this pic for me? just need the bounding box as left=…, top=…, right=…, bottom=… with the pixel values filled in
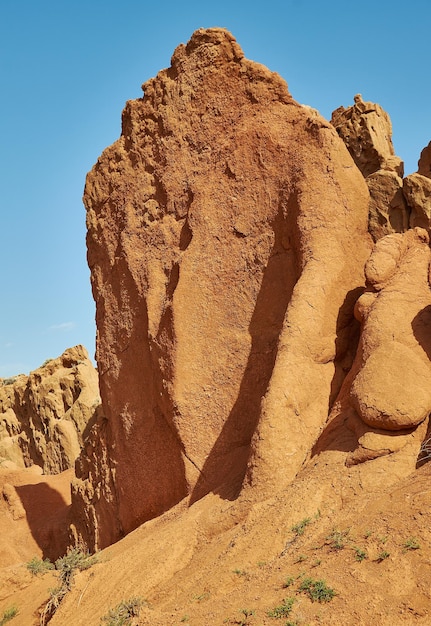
left=403, top=537, right=420, bottom=551
left=267, top=597, right=295, bottom=618
left=100, top=597, right=145, bottom=626
left=354, top=547, right=367, bottom=562
left=325, top=528, right=350, bottom=551
left=0, top=606, right=19, bottom=626
left=26, top=556, right=54, bottom=577
left=291, top=517, right=312, bottom=537
left=299, top=577, right=336, bottom=603
left=40, top=548, right=98, bottom=625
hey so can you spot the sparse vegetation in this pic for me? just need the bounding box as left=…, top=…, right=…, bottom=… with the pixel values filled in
left=299, top=577, right=336, bottom=603
left=294, top=554, right=307, bottom=563
left=354, top=547, right=367, bottom=562
left=403, top=537, right=420, bottom=551
left=40, top=548, right=98, bottom=625
left=0, top=606, right=18, bottom=625
left=233, top=609, right=255, bottom=625
left=376, top=550, right=390, bottom=562
left=26, top=556, right=54, bottom=576
left=233, top=568, right=248, bottom=577
left=100, top=597, right=145, bottom=625
left=326, top=529, right=350, bottom=551
left=267, top=597, right=295, bottom=618
left=418, top=435, right=431, bottom=465
left=2, top=377, right=17, bottom=386
left=283, top=576, right=295, bottom=588
left=291, top=517, right=312, bottom=536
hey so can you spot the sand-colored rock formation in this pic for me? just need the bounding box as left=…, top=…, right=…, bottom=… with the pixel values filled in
left=0, top=346, right=100, bottom=474
left=331, top=94, right=409, bottom=241
left=4, top=28, right=431, bottom=626
left=75, top=27, right=372, bottom=550
left=314, top=227, right=431, bottom=480
left=418, top=141, right=431, bottom=179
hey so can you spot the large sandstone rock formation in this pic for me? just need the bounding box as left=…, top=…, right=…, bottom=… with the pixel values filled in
left=73, top=28, right=372, bottom=550
left=0, top=346, right=100, bottom=474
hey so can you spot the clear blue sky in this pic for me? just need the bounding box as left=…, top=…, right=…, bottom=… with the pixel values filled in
left=1, top=0, right=430, bottom=377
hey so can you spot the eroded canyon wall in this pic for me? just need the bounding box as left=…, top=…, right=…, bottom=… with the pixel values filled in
left=72, top=28, right=372, bottom=550
left=0, top=345, right=99, bottom=474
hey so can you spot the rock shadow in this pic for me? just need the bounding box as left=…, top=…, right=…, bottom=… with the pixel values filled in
left=189, top=200, right=300, bottom=503
left=412, top=305, right=431, bottom=362
left=14, top=481, right=71, bottom=561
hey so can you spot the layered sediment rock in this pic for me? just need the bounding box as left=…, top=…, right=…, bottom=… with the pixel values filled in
left=74, top=28, right=372, bottom=550
left=0, top=346, right=99, bottom=474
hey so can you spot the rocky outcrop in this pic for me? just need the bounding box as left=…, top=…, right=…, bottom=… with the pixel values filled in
left=331, top=94, right=409, bottom=241
left=418, top=141, right=431, bottom=179
left=0, top=346, right=100, bottom=474
left=73, top=28, right=372, bottom=550
left=404, top=172, right=431, bottom=230
left=315, top=228, right=431, bottom=478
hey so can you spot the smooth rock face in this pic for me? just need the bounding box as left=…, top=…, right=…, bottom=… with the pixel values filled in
left=0, top=346, right=100, bottom=474
left=75, top=27, right=371, bottom=550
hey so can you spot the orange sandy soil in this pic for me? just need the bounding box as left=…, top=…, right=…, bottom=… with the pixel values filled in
left=1, top=456, right=431, bottom=625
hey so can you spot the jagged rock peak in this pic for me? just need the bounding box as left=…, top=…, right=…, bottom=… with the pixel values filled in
left=0, top=345, right=100, bottom=474
left=331, top=94, right=404, bottom=178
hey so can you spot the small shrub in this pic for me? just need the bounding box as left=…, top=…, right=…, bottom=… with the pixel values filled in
left=100, top=597, right=145, bottom=625
left=294, top=554, right=307, bottom=563
left=233, top=568, right=247, bottom=577
left=234, top=609, right=255, bottom=625
left=299, top=577, right=336, bottom=603
left=291, top=517, right=312, bottom=536
left=26, top=557, right=54, bottom=576
left=0, top=606, right=19, bottom=625
left=282, top=576, right=295, bottom=588
left=326, top=529, right=350, bottom=551
left=2, top=377, right=17, bottom=386
left=403, top=537, right=420, bottom=551
left=376, top=551, right=390, bottom=562
left=354, top=547, right=367, bottom=562
left=267, top=597, right=295, bottom=618
left=40, top=548, right=98, bottom=625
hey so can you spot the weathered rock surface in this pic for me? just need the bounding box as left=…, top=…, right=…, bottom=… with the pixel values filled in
left=404, top=172, right=431, bottom=230
left=75, top=27, right=372, bottom=550
left=0, top=346, right=100, bottom=474
left=367, top=169, right=409, bottom=240
left=418, top=141, right=431, bottom=179
left=331, top=94, right=408, bottom=241
left=315, top=228, right=431, bottom=476
left=331, top=93, right=403, bottom=178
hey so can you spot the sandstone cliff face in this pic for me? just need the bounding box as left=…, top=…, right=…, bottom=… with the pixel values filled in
left=0, top=346, right=100, bottom=474
left=75, top=28, right=372, bottom=550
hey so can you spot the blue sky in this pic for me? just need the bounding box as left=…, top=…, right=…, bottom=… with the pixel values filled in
left=1, top=0, right=430, bottom=377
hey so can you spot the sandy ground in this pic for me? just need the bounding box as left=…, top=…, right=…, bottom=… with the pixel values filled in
left=1, top=453, right=431, bottom=625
